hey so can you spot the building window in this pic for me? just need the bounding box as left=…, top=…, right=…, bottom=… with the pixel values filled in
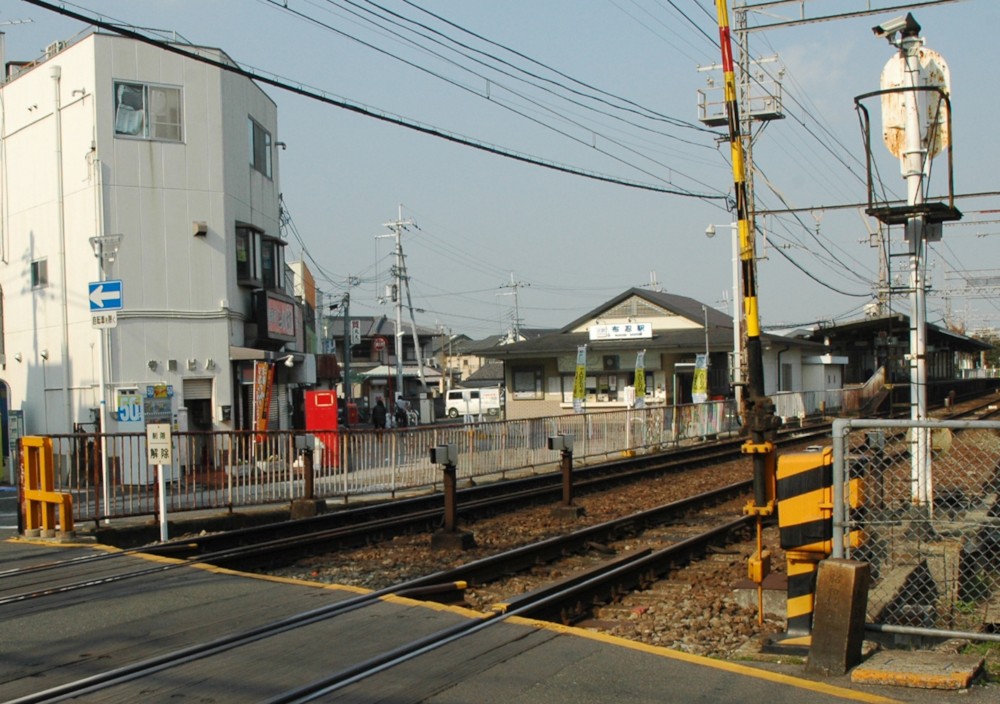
left=235, top=226, right=261, bottom=286
left=248, top=117, right=272, bottom=178
left=261, top=237, right=283, bottom=289
left=512, top=366, right=543, bottom=400
left=30, top=259, right=48, bottom=288
left=114, top=81, right=182, bottom=141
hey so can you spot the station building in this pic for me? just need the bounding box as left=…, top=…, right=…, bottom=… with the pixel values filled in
left=483, top=288, right=830, bottom=420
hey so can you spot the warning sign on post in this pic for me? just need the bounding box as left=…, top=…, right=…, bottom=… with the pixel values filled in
left=146, top=423, right=172, bottom=465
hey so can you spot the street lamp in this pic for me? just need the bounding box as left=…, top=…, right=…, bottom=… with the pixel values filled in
left=705, top=223, right=742, bottom=408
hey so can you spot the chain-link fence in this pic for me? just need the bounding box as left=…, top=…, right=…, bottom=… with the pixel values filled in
left=832, top=418, right=1000, bottom=640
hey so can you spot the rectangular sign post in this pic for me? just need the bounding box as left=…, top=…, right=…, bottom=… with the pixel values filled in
left=89, top=280, right=123, bottom=329
left=146, top=422, right=172, bottom=542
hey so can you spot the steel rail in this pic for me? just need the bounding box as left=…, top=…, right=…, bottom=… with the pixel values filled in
left=143, top=425, right=828, bottom=562
left=0, top=428, right=823, bottom=604
left=262, top=515, right=756, bottom=703
left=5, top=488, right=754, bottom=703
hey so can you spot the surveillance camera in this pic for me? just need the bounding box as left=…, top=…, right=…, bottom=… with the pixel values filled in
left=284, top=355, right=295, bottom=368
left=872, top=13, right=920, bottom=40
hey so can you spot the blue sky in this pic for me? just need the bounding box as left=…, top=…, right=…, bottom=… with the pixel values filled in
left=5, top=0, right=998, bottom=338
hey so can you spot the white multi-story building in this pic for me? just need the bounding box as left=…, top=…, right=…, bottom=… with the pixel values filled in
left=0, top=30, right=314, bottom=469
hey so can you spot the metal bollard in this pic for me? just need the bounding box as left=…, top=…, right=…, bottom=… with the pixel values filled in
left=429, top=444, right=475, bottom=550
left=548, top=434, right=583, bottom=519
left=301, top=448, right=314, bottom=499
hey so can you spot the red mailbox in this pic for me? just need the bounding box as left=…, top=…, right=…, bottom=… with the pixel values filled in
left=304, top=390, right=339, bottom=468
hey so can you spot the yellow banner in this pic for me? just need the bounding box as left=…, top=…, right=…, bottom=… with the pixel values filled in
left=692, top=353, right=708, bottom=403
left=573, top=345, right=587, bottom=413
left=634, top=350, right=646, bottom=398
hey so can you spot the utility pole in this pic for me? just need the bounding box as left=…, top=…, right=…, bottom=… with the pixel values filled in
left=498, top=272, right=529, bottom=342
left=382, top=205, right=428, bottom=401
left=342, top=290, right=351, bottom=422
left=329, top=276, right=358, bottom=425
left=386, top=207, right=411, bottom=401
left=698, top=7, right=783, bottom=408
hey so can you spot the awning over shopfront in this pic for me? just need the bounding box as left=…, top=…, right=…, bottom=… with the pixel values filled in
left=360, top=365, right=442, bottom=380
left=229, top=346, right=269, bottom=361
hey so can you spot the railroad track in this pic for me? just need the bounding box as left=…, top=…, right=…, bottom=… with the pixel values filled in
left=7, top=392, right=990, bottom=607
left=4, top=485, right=756, bottom=704
left=143, top=424, right=828, bottom=563
left=0, top=422, right=827, bottom=605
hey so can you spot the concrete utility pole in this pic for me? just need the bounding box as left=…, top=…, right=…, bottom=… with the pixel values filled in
left=385, top=207, right=411, bottom=400
left=381, top=205, right=428, bottom=399
left=498, top=272, right=529, bottom=341
left=329, top=276, right=358, bottom=425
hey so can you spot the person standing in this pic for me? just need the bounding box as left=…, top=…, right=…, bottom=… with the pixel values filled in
left=371, top=398, right=387, bottom=429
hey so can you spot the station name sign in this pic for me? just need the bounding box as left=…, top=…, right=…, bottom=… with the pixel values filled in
left=588, top=322, right=652, bottom=341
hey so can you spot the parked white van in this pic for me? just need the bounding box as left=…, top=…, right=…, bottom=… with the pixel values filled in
left=445, top=387, right=502, bottom=418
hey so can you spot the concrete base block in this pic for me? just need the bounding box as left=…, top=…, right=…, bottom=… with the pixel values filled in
left=430, top=529, right=476, bottom=551
left=550, top=505, right=585, bottom=521
left=761, top=633, right=811, bottom=657
left=807, top=558, right=871, bottom=676
left=732, top=572, right=787, bottom=618
left=851, top=651, right=984, bottom=690
left=290, top=499, right=327, bottom=519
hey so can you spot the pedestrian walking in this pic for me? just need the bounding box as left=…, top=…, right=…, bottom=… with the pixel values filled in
left=394, top=400, right=409, bottom=428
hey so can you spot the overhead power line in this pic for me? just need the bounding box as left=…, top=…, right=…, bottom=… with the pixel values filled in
left=269, top=0, right=720, bottom=196
left=25, top=0, right=727, bottom=201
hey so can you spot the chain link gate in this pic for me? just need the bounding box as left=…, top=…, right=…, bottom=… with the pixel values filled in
left=832, top=418, right=1000, bottom=642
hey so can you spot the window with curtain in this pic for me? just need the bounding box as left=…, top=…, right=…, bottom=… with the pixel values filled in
left=512, top=367, right=544, bottom=399
left=114, top=81, right=182, bottom=141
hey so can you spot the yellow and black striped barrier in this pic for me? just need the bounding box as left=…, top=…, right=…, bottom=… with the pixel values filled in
left=776, top=447, right=862, bottom=646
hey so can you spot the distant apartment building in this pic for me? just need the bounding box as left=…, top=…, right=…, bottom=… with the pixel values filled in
left=0, top=30, right=315, bottom=455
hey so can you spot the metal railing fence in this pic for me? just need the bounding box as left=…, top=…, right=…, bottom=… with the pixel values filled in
left=33, top=399, right=742, bottom=524
left=832, top=418, right=1000, bottom=640
left=771, top=367, right=885, bottom=423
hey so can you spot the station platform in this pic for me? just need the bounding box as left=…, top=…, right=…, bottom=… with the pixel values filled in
left=1, top=537, right=991, bottom=704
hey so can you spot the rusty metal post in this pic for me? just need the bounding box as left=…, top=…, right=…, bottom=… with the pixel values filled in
left=290, top=447, right=326, bottom=519
left=301, top=448, right=314, bottom=499
left=430, top=443, right=475, bottom=550
left=550, top=435, right=583, bottom=520
left=442, top=461, right=457, bottom=533
left=560, top=449, right=574, bottom=507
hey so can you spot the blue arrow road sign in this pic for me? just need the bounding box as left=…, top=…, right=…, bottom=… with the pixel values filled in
left=88, top=280, right=123, bottom=311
